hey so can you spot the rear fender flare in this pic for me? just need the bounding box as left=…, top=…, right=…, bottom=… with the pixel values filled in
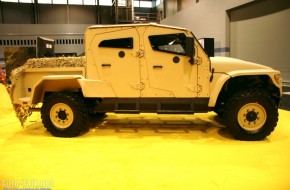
left=31, top=75, right=84, bottom=104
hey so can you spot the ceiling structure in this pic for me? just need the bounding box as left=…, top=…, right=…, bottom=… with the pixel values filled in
left=0, top=0, right=163, bottom=24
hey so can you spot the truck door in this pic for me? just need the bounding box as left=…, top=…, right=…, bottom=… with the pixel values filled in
left=141, top=27, right=198, bottom=98
left=89, top=27, right=141, bottom=97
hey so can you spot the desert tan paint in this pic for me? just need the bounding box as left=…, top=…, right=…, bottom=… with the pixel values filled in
left=11, top=23, right=281, bottom=106
left=85, top=23, right=210, bottom=98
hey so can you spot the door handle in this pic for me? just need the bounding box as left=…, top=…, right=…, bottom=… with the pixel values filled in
left=102, top=64, right=111, bottom=67
left=153, top=65, right=163, bottom=69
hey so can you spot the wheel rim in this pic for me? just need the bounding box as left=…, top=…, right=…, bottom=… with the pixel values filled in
left=237, top=103, right=267, bottom=133
left=50, top=103, right=74, bottom=129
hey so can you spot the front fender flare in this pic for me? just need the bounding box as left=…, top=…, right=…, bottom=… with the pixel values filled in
left=208, top=69, right=282, bottom=108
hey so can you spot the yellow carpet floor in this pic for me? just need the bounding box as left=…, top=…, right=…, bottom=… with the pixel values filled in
left=0, top=84, right=290, bottom=190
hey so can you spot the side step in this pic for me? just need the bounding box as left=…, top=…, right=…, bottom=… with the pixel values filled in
left=157, top=110, right=194, bottom=114
left=94, top=98, right=210, bottom=113
left=114, top=109, right=194, bottom=114
left=115, top=110, right=140, bottom=113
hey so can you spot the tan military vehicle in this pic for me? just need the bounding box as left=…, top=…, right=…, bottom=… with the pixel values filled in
left=11, top=23, right=282, bottom=140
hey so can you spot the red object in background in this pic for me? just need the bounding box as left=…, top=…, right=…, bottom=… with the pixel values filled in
left=0, top=66, right=10, bottom=94
left=0, top=66, right=6, bottom=82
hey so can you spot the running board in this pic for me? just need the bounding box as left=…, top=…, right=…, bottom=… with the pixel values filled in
left=114, top=110, right=194, bottom=114
left=157, top=110, right=194, bottom=114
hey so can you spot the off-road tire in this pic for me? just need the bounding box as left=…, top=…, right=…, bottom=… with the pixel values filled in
left=224, top=88, right=278, bottom=141
left=41, top=92, right=88, bottom=137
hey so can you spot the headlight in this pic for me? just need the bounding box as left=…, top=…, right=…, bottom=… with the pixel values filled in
left=274, top=74, right=282, bottom=84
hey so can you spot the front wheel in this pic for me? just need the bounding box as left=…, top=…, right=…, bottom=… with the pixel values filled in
left=41, top=92, right=88, bottom=137
left=224, top=88, right=278, bottom=141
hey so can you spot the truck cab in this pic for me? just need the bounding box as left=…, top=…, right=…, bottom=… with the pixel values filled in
left=83, top=23, right=210, bottom=113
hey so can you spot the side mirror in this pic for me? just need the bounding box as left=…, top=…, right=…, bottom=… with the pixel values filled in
left=186, top=37, right=195, bottom=64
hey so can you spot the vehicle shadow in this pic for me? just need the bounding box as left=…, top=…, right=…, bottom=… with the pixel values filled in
left=9, top=112, right=233, bottom=141
left=85, top=113, right=233, bottom=140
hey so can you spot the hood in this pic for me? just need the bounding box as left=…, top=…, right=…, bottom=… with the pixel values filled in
left=210, top=57, right=272, bottom=73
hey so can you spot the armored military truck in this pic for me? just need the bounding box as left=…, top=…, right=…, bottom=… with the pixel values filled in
left=11, top=23, right=282, bottom=140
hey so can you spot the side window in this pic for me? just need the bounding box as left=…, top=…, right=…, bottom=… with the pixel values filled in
left=148, top=33, right=186, bottom=55
left=99, top=37, right=133, bottom=49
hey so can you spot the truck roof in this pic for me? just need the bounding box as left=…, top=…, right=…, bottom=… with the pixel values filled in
left=87, top=23, right=188, bottom=31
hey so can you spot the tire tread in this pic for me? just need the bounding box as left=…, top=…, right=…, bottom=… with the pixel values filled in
left=224, top=88, right=278, bottom=141
left=41, top=92, right=88, bottom=137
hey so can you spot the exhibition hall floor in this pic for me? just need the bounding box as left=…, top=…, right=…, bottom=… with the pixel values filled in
left=1, top=84, right=290, bottom=190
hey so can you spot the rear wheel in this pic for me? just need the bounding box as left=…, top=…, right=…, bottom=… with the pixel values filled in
left=41, top=92, right=88, bottom=137
left=224, top=88, right=278, bottom=141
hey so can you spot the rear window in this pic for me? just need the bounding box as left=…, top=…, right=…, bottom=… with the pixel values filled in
left=99, top=37, right=133, bottom=49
